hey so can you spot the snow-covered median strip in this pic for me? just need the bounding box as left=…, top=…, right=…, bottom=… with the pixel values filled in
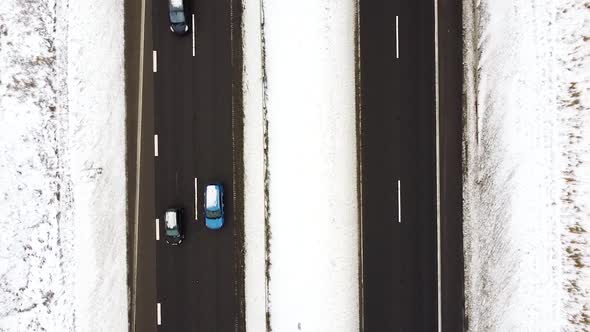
left=0, top=0, right=127, bottom=331
left=242, top=0, right=266, bottom=330
left=261, top=0, right=359, bottom=330
left=463, top=0, right=590, bottom=330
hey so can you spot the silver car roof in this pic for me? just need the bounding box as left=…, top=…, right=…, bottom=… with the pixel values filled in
left=165, top=210, right=178, bottom=228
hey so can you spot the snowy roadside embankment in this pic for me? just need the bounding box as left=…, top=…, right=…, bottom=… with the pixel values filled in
left=463, top=0, right=589, bottom=330
left=259, top=0, right=359, bottom=330
left=0, top=1, right=75, bottom=329
left=0, top=0, right=128, bottom=331
left=65, top=0, right=127, bottom=330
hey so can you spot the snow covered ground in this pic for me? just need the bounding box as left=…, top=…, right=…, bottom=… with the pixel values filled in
left=463, top=0, right=590, bottom=330
left=263, top=0, right=359, bottom=329
left=243, top=0, right=359, bottom=330
left=0, top=0, right=128, bottom=331
left=242, top=0, right=266, bottom=330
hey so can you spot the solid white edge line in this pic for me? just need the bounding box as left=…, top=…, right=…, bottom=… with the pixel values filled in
left=156, top=302, right=161, bottom=325
left=395, top=16, right=399, bottom=59
left=155, top=218, right=160, bottom=241
left=434, top=0, right=442, bottom=328
left=195, top=178, right=199, bottom=221
left=355, top=0, right=364, bottom=329
left=154, top=134, right=158, bottom=157
left=397, top=180, right=402, bottom=223
left=132, top=0, right=146, bottom=328
left=192, top=14, right=196, bottom=57
left=153, top=50, right=157, bottom=72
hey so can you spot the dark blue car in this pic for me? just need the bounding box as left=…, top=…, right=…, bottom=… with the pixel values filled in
left=204, top=184, right=224, bottom=229
left=164, top=208, right=183, bottom=245
left=168, top=0, right=189, bottom=35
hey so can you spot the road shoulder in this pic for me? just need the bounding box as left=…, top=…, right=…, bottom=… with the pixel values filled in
left=437, top=0, right=465, bottom=330
left=125, top=0, right=156, bottom=330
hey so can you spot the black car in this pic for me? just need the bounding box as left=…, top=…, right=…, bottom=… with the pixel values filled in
left=168, top=0, right=189, bottom=35
left=165, top=208, right=184, bottom=245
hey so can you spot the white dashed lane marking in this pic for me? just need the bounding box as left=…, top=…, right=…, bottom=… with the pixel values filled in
left=397, top=180, right=402, bottom=223
left=154, top=134, right=159, bottom=157
left=395, top=16, right=400, bottom=59
left=155, top=218, right=160, bottom=241
left=156, top=302, right=161, bottom=325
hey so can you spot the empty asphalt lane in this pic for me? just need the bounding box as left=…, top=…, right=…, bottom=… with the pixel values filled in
left=359, top=0, right=438, bottom=330
left=152, top=0, right=244, bottom=331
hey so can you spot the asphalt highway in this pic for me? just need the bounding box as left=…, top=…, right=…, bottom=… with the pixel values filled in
left=152, top=0, right=243, bottom=330
left=359, top=0, right=439, bottom=330
left=128, top=0, right=462, bottom=330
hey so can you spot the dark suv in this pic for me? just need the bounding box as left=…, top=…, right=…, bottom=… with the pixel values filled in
left=165, top=208, right=184, bottom=245
left=168, top=0, right=189, bottom=35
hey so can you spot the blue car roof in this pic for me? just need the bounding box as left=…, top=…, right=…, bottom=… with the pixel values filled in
left=205, top=184, right=221, bottom=210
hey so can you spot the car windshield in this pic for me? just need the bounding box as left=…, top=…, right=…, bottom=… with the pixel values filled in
left=166, top=226, right=179, bottom=236
left=169, top=10, right=184, bottom=24
left=206, top=208, right=222, bottom=219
